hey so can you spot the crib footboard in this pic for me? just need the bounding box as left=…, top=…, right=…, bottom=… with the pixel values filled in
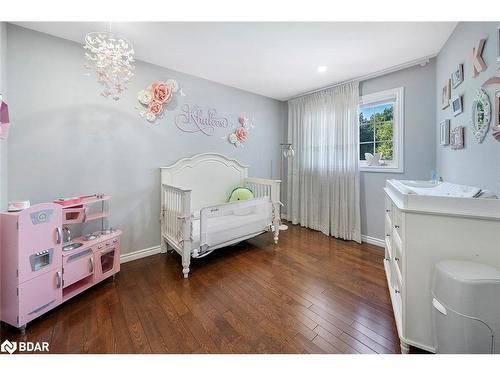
left=244, top=177, right=282, bottom=243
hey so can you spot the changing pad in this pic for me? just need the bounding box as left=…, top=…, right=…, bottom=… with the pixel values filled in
left=405, top=182, right=482, bottom=198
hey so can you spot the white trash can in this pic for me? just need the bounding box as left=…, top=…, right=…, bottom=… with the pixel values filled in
left=432, top=260, right=500, bottom=353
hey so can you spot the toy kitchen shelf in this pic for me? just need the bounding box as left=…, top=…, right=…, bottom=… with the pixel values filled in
left=54, top=194, right=110, bottom=225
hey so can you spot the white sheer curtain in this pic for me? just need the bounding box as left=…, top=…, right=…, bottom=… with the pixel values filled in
left=286, top=82, right=361, bottom=242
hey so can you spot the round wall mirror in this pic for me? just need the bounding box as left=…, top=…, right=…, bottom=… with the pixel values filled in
left=471, top=88, right=491, bottom=143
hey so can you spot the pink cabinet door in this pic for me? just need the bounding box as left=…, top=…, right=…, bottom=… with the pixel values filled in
left=18, top=268, right=63, bottom=326
left=63, top=248, right=94, bottom=287
left=18, top=203, right=63, bottom=284
left=94, top=241, right=120, bottom=283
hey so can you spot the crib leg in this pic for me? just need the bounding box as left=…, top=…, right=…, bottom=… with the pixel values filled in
left=274, top=228, right=279, bottom=244
left=272, top=203, right=281, bottom=244
left=182, top=250, right=191, bottom=279
left=273, top=220, right=280, bottom=244
left=160, top=238, right=168, bottom=253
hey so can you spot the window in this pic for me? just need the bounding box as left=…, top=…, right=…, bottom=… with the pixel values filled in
left=359, top=87, right=404, bottom=172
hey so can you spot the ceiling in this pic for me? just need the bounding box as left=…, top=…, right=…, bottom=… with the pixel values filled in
left=14, top=22, right=457, bottom=101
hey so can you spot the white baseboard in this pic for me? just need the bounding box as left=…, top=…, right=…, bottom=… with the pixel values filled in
left=120, top=245, right=161, bottom=264
left=119, top=235, right=383, bottom=264
left=361, top=235, right=385, bottom=248
left=280, top=217, right=385, bottom=249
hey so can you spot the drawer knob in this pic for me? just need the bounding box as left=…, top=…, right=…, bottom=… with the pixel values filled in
left=386, top=209, right=390, bottom=213
left=394, top=288, right=400, bottom=294
left=395, top=257, right=400, bottom=261
left=386, top=234, right=390, bottom=237
left=394, top=225, right=400, bottom=229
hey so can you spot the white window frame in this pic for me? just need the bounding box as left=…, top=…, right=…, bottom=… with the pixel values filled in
left=359, top=87, right=404, bottom=173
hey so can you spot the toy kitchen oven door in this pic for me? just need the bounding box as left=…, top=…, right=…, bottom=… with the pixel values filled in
left=0, top=203, right=63, bottom=329
left=94, top=236, right=120, bottom=283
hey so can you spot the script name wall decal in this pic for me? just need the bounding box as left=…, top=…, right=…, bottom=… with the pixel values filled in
left=175, top=104, right=229, bottom=136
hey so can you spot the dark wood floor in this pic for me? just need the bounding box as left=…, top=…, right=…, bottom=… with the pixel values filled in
left=1, top=223, right=406, bottom=354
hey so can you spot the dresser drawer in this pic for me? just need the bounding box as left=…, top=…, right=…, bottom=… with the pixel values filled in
left=392, top=260, right=403, bottom=307
left=393, top=208, right=403, bottom=237
left=393, top=229, right=403, bottom=270
left=384, top=196, right=393, bottom=218
left=389, top=259, right=403, bottom=327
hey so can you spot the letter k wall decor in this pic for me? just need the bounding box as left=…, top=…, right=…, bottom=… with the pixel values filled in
left=472, top=38, right=487, bottom=77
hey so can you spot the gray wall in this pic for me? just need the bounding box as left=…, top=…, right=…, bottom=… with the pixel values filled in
left=436, top=22, right=500, bottom=194
left=360, top=61, right=437, bottom=240
left=6, top=24, right=286, bottom=255
left=0, top=22, right=7, bottom=210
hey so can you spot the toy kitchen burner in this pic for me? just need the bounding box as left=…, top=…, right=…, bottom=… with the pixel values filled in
left=0, top=193, right=121, bottom=333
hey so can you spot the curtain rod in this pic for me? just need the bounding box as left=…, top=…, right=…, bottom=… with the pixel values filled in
left=287, top=55, right=434, bottom=102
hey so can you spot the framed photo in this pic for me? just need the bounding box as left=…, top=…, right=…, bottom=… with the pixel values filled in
left=440, top=119, right=450, bottom=145
left=441, top=79, right=451, bottom=109
left=451, top=95, right=463, bottom=116
left=451, top=64, right=464, bottom=88
left=496, top=91, right=500, bottom=127
left=450, top=126, right=464, bottom=149
left=497, top=26, right=500, bottom=63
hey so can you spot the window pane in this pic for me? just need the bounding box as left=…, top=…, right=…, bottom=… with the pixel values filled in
left=360, top=107, right=374, bottom=123
left=360, top=143, right=374, bottom=160
left=359, top=121, right=373, bottom=143
left=375, top=141, right=393, bottom=160
left=372, top=104, right=393, bottom=124
left=375, top=120, right=393, bottom=142
left=360, top=100, right=395, bottom=163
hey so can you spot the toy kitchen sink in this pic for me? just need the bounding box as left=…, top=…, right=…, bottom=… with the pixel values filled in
left=0, top=194, right=121, bottom=333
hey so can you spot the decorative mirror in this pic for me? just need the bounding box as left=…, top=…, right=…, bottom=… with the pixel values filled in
left=470, top=88, right=491, bottom=143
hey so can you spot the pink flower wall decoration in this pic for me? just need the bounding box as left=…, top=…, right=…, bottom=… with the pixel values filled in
left=136, top=79, right=180, bottom=125
left=148, top=100, right=163, bottom=115
left=235, top=127, right=248, bottom=141
left=151, top=82, right=172, bottom=104
left=228, top=116, right=254, bottom=147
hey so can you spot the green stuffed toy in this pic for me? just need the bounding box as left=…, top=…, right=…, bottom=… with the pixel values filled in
left=228, top=187, right=254, bottom=202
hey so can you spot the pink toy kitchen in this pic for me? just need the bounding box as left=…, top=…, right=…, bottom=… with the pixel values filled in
left=0, top=194, right=121, bottom=334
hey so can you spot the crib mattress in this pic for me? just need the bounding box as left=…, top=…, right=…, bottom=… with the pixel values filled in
left=191, top=210, right=270, bottom=250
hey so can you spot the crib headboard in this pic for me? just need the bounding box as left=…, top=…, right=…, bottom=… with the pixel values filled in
left=160, top=153, right=249, bottom=213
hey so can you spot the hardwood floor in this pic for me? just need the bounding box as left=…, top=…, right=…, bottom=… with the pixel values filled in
left=1, top=223, right=406, bottom=354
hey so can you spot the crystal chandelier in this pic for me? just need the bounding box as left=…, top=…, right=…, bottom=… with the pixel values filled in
left=83, top=31, right=135, bottom=100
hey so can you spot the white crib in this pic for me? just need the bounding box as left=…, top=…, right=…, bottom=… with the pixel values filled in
left=160, top=153, right=281, bottom=278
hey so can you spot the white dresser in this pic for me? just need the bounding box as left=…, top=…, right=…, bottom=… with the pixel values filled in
left=383, top=180, right=500, bottom=353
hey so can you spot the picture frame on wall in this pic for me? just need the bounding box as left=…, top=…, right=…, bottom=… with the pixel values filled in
left=493, top=91, right=500, bottom=141
left=440, top=119, right=450, bottom=145
left=497, top=26, right=500, bottom=63
left=451, top=64, right=464, bottom=88
left=496, top=91, right=500, bottom=126
left=450, top=126, right=465, bottom=149
left=451, top=96, right=463, bottom=116
left=441, top=79, right=451, bottom=109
